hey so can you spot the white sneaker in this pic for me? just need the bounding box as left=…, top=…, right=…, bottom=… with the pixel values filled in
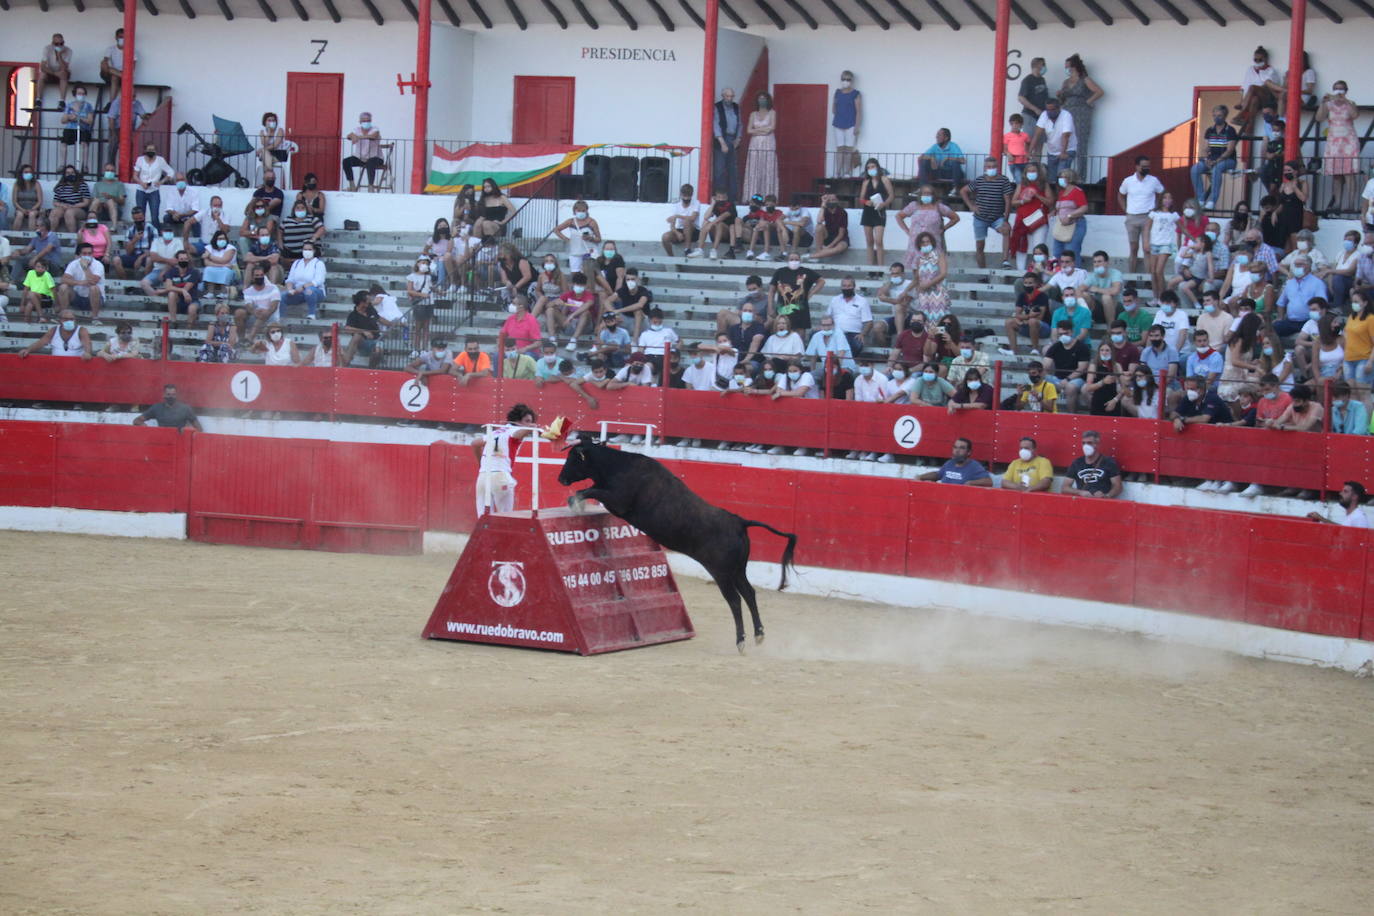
left=709, top=248, right=719, bottom=259
left=767, top=445, right=786, bottom=455
left=745, top=251, right=757, bottom=260
left=1196, top=480, right=1217, bottom=491
left=1239, top=483, right=1263, bottom=498
left=716, top=442, right=730, bottom=451
left=877, top=453, right=895, bottom=463
left=687, top=248, right=703, bottom=258
left=565, top=339, right=578, bottom=351
left=610, top=434, right=630, bottom=444
left=757, top=252, right=773, bottom=261
left=793, top=447, right=809, bottom=457
left=630, top=435, right=643, bottom=445
left=745, top=443, right=765, bottom=453
left=1214, top=481, right=1238, bottom=494
left=690, top=438, right=702, bottom=448
left=844, top=450, right=860, bottom=459
left=800, top=252, right=812, bottom=261
left=863, top=452, right=878, bottom=461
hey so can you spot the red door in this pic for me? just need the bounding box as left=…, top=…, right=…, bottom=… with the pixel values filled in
left=286, top=72, right=343, bottom=191
left=772, top=83, right=827, bottom=203
left=513, top=76, right=575, bottom=145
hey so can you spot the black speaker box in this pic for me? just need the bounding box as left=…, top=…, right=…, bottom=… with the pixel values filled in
left=608, top=156, right=639, bottom=201
left=581, top=154, right=610, bottom=200
left=638, top=156, right=670, bottom=203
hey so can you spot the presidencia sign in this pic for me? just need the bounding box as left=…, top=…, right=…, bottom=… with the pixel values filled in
left=580, top=46, right=678, bottom=61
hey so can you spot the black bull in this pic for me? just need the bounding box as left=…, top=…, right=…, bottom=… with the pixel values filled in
left=557, top=441, right=798, bottom=652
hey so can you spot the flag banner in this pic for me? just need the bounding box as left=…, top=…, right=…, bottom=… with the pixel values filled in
left=426, top=142, right=693, bottom=194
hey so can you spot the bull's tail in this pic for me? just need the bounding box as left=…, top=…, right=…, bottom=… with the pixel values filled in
left=744, top=520, right=799, bottom=591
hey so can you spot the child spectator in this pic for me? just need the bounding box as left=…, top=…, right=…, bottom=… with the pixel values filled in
left=1145, top=191, right=1180, bottom=304
left=406, top=256, right=436, bottom=351
left=1003, top=114, right=1030, bottom=183
left=701, top=188, right=740, bottom=259
left=662, top=184, right=700, bottom=256
left=782, top=201, right=815, bottom=258
left=553, top=200, right=601, bottom=272
left=745, top=194, right=785, bottom=262
left=18, top=260, right=56, bottom=322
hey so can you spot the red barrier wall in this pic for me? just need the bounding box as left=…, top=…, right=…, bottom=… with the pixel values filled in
left=1, top=419, right=1371, bottom=644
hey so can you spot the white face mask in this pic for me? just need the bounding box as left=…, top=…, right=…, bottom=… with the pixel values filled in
left=1082, top=443, right=1096, bottom=457
left=626, top=280, right=639, bottom=291
left=788, top=260, right=801, bottom=270
left=269, top=331, right=282, bottom=341
left=302, top=250, right=315, bottom=260
left=418, top=264, right=430, bottom=274
left=573, top=284, right=586, bottom=294
left=1018, top=448, right=1033, bottom=462
left=984, top=168, right=998, bottom=178
left=543, top=262, right=557, bottom=272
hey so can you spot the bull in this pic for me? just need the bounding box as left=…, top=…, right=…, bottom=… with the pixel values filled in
left=556, top=439, right=798, bottom=653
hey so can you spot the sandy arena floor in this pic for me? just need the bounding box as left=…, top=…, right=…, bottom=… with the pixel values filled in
left=1, top=531, right=1371, bottom=915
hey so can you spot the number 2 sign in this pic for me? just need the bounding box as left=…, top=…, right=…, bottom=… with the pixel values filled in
left=892, top=415, right=923, bottom=450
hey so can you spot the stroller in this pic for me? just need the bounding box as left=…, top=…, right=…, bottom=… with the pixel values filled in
left=177, top=115, right=253, bottom=188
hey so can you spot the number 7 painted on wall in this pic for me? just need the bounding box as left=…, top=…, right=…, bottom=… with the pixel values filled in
left=311, top=40, right=328, bottom=66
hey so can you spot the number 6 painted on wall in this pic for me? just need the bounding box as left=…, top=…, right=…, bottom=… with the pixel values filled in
left=1006, top=49, right=1022, bottom=82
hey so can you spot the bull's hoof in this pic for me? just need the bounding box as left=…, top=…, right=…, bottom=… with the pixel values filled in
left=736, top=639, right=746, bottom=655
left=754, top=629, right=765, bottom=645
left=567, top=494, right=587, bottom=515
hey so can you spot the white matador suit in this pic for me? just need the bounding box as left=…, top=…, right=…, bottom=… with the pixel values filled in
left=476, top=424, right=520, bottom=515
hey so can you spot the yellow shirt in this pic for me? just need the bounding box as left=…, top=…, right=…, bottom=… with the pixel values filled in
left=1345, top=314, right=1373, bottom=362
left=1016, top=379, right=1059, bottom=413
left=1004, top=456, right=1054, bottom=490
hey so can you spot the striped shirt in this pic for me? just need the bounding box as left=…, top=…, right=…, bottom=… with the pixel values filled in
left=52, top=180, right=91, bottom=206
left=968, top=175, right=1013, bottom=222
left=279, top=215, right=322, bottom=254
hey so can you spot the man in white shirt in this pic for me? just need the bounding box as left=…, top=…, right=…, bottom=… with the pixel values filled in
left=238, top=267, right=282, bottom=340
left=825, top=276, right=873, bottom=354
left=194, top=196, right=235, bottom=254
left=1032, top=98, right=1075, bottom=183
left=1151, top=291, right=1192, bottom=352
left=849, top=361, right=892, bottom=403
left=139, top=229, right=185, bottom=295
left=615, top=352, right=657, bottom=386
left=132, top=143, right=175, bottom=231
left=57, top=242, right=106, bottom=322
left=804, top=315, right=856, bottom=382
left=680, top=343, right=721, bottom=391
left=1047, top=251, right=1089, bottom=298
left=41, top=34, right=73, bottom=101
left=663, top=183, right=701, bottom=257
left=1116, top=156, right=1164, bottom=274
left=1306, top=481, right=1369, bottom=529
left=472, top=404, right=537, bottom=517
left=636, top=307, right=679, bottom=378
left=160, top=173, right=202, bottom=242
left=100, top=28, right=136, bottom=101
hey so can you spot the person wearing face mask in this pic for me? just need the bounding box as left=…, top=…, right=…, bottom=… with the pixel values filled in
left=1008, top=165, right=1052, bottom=270
left=252, top=322, right=301, bottom=367
left=760, top=315, right=804, bottom=375
left=746, top=194, right=788, bottom=262
left=199, top=231, right=240, bottom=302
left=153, top=253, right=202, bottom=327
left=189, top=194, right=232, bottom=257
left=767, top=360, right=819, bottom=453
left=257, top=112, right=289, bottom=180
left=867, top=262, right=913, bottom=346
left=636, top=308, right=680, bottom=378
left=900, top=360, right=955, bottom=408
left=404, top=257, right=437, bottom=351
left=1188, top=106, right=1239, bottom=211
left=699, top=188, right=741, bottom=260
left=1003, top=272, right=1050, bottom=353
left=132, top=144, right=174, bottom=231
left=1117, top=156, right=1165, bottom=273
left=780, top=201, right=816, bottom=260
left=1002, top=437, right=1054, bottom=492
left=277, top=200, right=324, bottom=263
left=138, top=222, right=185, bottom=297
left=1306, top=481, right=1371, bottom=528
left=547, top=270, right=597, bottom=348
left=806, top=316, right=857, bottom=393
left=808, top=191, right=850, bottom=262
left=769, top=254, right=823, bottom=331
left=1223, top=258, right=1275, bottom=317
left=917, top=128, right=966, bottom=187
left=1183, top=328, right=1225, bottom=390
left=947, top=335, right=991, bottom=388
left=1003, top=113, right=1031, bottom=184
left=1031, top=97, right=1075, bottom=184
left=604, top=267, right=653, bottom=339
left=283, top=243, right=326, bottom=322
left=343, top=113, right=384, bottom=192
left=340, top=290, right=384, bottom=367
left=240, top=222, right=283, bottom=286
left=726, top=295, right=770, bottom=367
left=76, top=214, right=113, bottom=271
left=49, top=166, right=93, bottom=233
left=1056, top=54, right=1102, bottom=177
left=593, top=312, right=633, bottom=370
left=1270, top=383, right=1326, bottom=436
left=1272, top=255, right=1326, bottom=336
left=857, top=158, right=894, bottom=265
left=959, top=157, right=1014, bottom=269
left=1083, top=342, right=1125, bottom=416
left=1327, top=381, right=1371, bottom=436
left=830, top=70, right=862, bottom=177
left=530, top=255, right=569, bottom=323
left=1138, top=323, right=1180, bottom=388
left=111, top=206, right=153, bottom=280
left=1278, top=229, right=1327, bottom=281
left=134, top=385, right=202, bottom=433
left=56, top=241, right=106, bottom=322
left=15, top=256, right=56, bottom=323
left=41, top=33, right=73, bottom=101
left=294, top=173, right=326, bottom=220
left=1042, top=319, right=1089, bottom=411
left=825, top=277, right=873, bottom=356
left=553, top=199, right=601, bottom=272
left=157, top=172, right=201, bottom=243
left=1116, top=368, right=1161, bottom=422
left=946, top=367, right=993, bottom=417
left=1017, top=57, right=1050, bottom=124
left=663, top=184, right=702, bottom=257
left=612, top=352, right=656, bottom=391
left=197, top=305, right=238, bottom=364
left=1233, top=46, right=1280, bottom=128
left=100, top=320, right=142, bottom=362
left=1010, top=362, right=1059, bottom=413
left=1050, top=169, right=1088, bottom=259
left=678, top=343, right=722, bottom=393
left=1065, top=431, right=1122, bottom=498
left=1340, top=288, right=1374, bottom=392
left=500, top=296, right=542, bottom=358
left=23, top=306, right=91, bottom=360
left=90, top=162, right=126, bottom=227
left=238, top=198, right=280, bottom=260
left=406, top=338, right=457, bottom=384
left=59, top=84, right=95, bottom=157
left=1314, top=81, right=1359, bottom=215
left=742, top=91, right=778, bottom=201
left=9, top=163, right=44, bottom=232
left=99, top=28, right=137, bottom=102
left=497, top=339, right=537, bottom=380
left=1320, top=230, right=1362, bottom=311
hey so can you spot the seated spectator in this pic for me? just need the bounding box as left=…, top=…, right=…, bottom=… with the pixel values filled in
left=948, top=337, right=991, bottom=386
left=501, top=295, right=543, bottom=355
left=905, top=361, right=955, bottom=407
left=613, top=351, right=656, bottom=388
left=1171, top=374, right=1233, bottom=439
left=155, top=251, right=201, bottom=328
left=604, top=267, right=653, bottom=339
left=201, top=231, right=240, bottom=302
left=1005, top=272, right=1051, bottom=352
left=1000, top=437, right=1054, bottom=492
left=133, top=386, right=202, bottom=432
left=255, top=111, right=289, bottom=178
left=594, top=312, right=633, bottom=369
left=887, top=312, right=935, bottom=371
left=805, top=315, right=857, bottom=383
left=341, top=290, right=383, bottom=367
left=700, top=188, right=741, bottom=259
left=138, top=226, right=185, bottom=297
left=1116, top=365, right=1162, bottom=419
left=1043, top=320, right=1090, bottom=411
left=10, top=219, right=62, bottom=290
left=99, top=320, right=142, bottom=362
left=781, top=201, right=814, bottom=258
left=1082, top=250, right=1124, bottom=324
left=1273, top=256, right=1326, bottom=336
left=279, top=199, right=325, bottom=262
left=197, top=305, right=238, bottom=364
left=917, top=128, right=966, bottom=185
left=531, top=253, right=570, bottom=317
left=826, top=276, right=872, bottom=355
left=303, top=328, right=337, bottom=367
left=679, top=343, right=722, bottom=392
left=496, top=242, right=536, bottom=303
left=810, top=190, right=850, bottom=261
left=726, top=296, right=770, bottom=368
left=871, top=262, right=915, bottom=342
left=919, top=437, right=992, bottom=486
left=761, top=315, right=804, bottom=372
left=1047, top=288, right=1093, bottom=349
left=1190, top=105, right=1239, bottom=209
left=947, top=367, right=992, bottom=414
left=849, top=359, right=893, bottom=406
left=408, top=339, right=458, bottom=383
left=100, top=28, right=135, bottom=101
left=723, top=363, right=768, bottom=402
left=17, top=308, right=91, bottom=359
left=1328, top=381, right=1370, bottom=435
left=581, top=358, right=624, bottom=393
left=959, top=157, right=1014, bottom=269
left=1254, top=371, right=1293, bottom=425
left=715, top=274, right=768, bottom=337
left=549, top=271, right=599, bottom=350
left=1306, top=481, right=1370, bottom=528
left=296, top=173, right=327, bottom=220
left=637, top=307, right=680, bottom=377
left=56, top=242, right=105, bottom=323
left=533, top=340, right=563, bottom=381
left=50, top=165, right=93, bottom=233
left=1272, top=383, right=1324, bottom=431
left=283, top=242, right=326, bottom=320
left=662, top=183, right=701, bottom=256
left=253, top=323, right=300, bottom=367
left=500, top=340, right=537, bottom=379
left=159, top=174, right=201, bottom=242
left=1082, top=342, right=1123, bottom=415
left=10, top=165, right=44, bottom=231
left=188, top=195, right=233, bottom=257
left=454, top=338, right=493, bottom=387
left=17, top=260, right=57, bottom=323
left=1048, top=249, right=1090, bottom=306
left=1011, top=360, right=1059, bottom=412
left=343, top=113, right=384, bottom=192
left=405, top=257, right=437, bottom=351
left=1117, top=286, right=1153, bottom=344
left=238, top=266, right=281, bottom=341
left=242, top=226, right=283, bottom=285
left=1192, top=290, right=1230, bottom=350
left=592, top=241, right=626, bottom=298
left=1279, top=229, right=1327, bottom=279
left=770, top=254, right=823, bottom=331
left=1066, top=431, right=1123, bottom=498
left=745, top=194, right=785, bottom=261
left=1152, top=290, right=1192, bottom=352
left=91, top=163, right=126, bottom=226
left=768, top=360, right=819, bottom=453
left=40, top=33, right=72, bottom=100
left=1184, top=329, right=1224, bottom=389
left=1319, top=229, right=1362, bottom=311
left=238, top=200, right=280, bottom=259
left=78, top=215, right=114, bottom=273
left=1105, top=320, right=1141, bottom=372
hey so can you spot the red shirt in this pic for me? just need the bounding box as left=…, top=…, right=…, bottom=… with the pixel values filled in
left=501, top=313, right=541, bottom=349
left=895, top=330, right=931, bottom=366
left=759, top=209, right=783, bottom=223
left=1256, top=390, right=1292, bottom=421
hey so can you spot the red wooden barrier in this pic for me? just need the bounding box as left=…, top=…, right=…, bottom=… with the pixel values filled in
left=1158, top=423, right=1326, bottom=490
left=0, top=421, right=57, bottom=507
left=904, top=483, right=1022, bottom=588
left=54, top=422, right=191, bottom=513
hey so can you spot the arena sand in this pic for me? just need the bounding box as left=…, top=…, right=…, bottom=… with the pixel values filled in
left=1, top=531, right=1371, bottom=915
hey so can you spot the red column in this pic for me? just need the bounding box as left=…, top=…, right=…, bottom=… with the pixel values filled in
left=117, top=2, right=138, bottom=182
left=698, top=0, right=719, bottom=203
left=989, top=0, right=1011, bottom=163
left=1283, top=0, right=1306, bottom=164
left=411, top=0, right=433, bottom=194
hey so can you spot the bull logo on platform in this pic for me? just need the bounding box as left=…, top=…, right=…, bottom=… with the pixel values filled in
left=488, top=561, right=527, bottom=608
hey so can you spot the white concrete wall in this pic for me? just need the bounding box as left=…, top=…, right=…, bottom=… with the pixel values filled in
left=715, top=27, right=764, bottom=104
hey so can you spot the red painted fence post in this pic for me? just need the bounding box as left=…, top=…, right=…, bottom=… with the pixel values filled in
left=823, top=351, right=835, bottom=458
left=160, top=318, right=169, bottom=361
left=1156, top=366, right=1169, bottom=485
left=992, top=359, right=1003, bottom=412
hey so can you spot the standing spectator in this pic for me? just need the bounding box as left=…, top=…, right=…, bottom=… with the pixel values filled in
left=917, top=128, right=966, bottom=186
left=858, top=160, right=894, bottom=265
left=1009, top=165, right=1052, bottom=269
left=1083, top=250, right=1124, bottom=324
left=1044, top=319, right=1090, bottom=411
left=1001, top=437, right=1054, bottom=492
left=810, top=191, right=850, bottom=261
left=1273, top=161, right=1309, bottom=249
left=59, top=87, right=95, bottom=161
left=1066, top=431, right=1122, bottom=498
left=1118, top=156, right=1164, bottom=273
left=404, top=256, right=435, bottom=349
left=49, top=166, right=92, bottom=233
left=1051, top=169, right=1088, bottom=260
left=279, top=199, right=325, bottom=262
left=500, top=295, right=542, bottom=354
left=132, top=143, right=174, bottom=231
left=56, top=242, right=105, bottom=323
left=10, top=165, right=44, bottom=231
left=283, top=242, right=326, bottom=320
left=99, top=28, right=135, bottom=102
left=40, top=33, right=73, bottom=101
left=197, top=305, right=238, bottom=364
left=133, top=386, right=202, bottom=432
left=826, top=276, right=872, bottom=356
left=1018, top=56, right=1051, bottom=124
left=769, top=254, right=823, bottom=332
left=712, top=88, right=741, bottom=200
left=1005, top=272, right=1051, bottom=352
left=341, top=290, right=383, bottom=367
left=1003, top=114, right=1031, bottom=183
left=960, top=158, right=1014, bottom=269
left=742, top=92, right=778, bottom=201
left=919, top=438, right=993, bottom=486
left=830, top=71, right=862, bottom=177
left=343, top=113, right=384, bottom=192
left=91, top=163, right=126, bottom=226
left=662, top=184, right=700, bottom=256
left=1329, top=381, right=1371, bottom=435
left=553, top=200, right=601, bottom=272
left=159, top=173, right=201, bottom=242
left=238, top=267, right=281, bottom=341
left=701, top=188, right=740, bottom=260
left=1190, top=106, right=1239, bottom=210
left=1316, top=80, right=1359, bottom=215
left=256, top=113, right=288, bottom=181
left=1306, top=482, right=1370, bottom=529
left=906, top=232, right=949, bottom=325
left=1058, top=55, right=1103, bottom=177
left=1032, top=97, right=1076, bottom=184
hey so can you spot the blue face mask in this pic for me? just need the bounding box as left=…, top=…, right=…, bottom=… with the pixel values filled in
left=763, top=369, right=776, bottom=380
left=62, top=319, right=76, bottom=331
left=1293, top=266, right=1307, bottom=278
left=921, top=371, right=936, bottom=382
left=1344, top=239, right=1358, bottom=252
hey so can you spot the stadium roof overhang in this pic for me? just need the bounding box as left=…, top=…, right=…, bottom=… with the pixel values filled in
left=6, top=0, right=1367, bottom=31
